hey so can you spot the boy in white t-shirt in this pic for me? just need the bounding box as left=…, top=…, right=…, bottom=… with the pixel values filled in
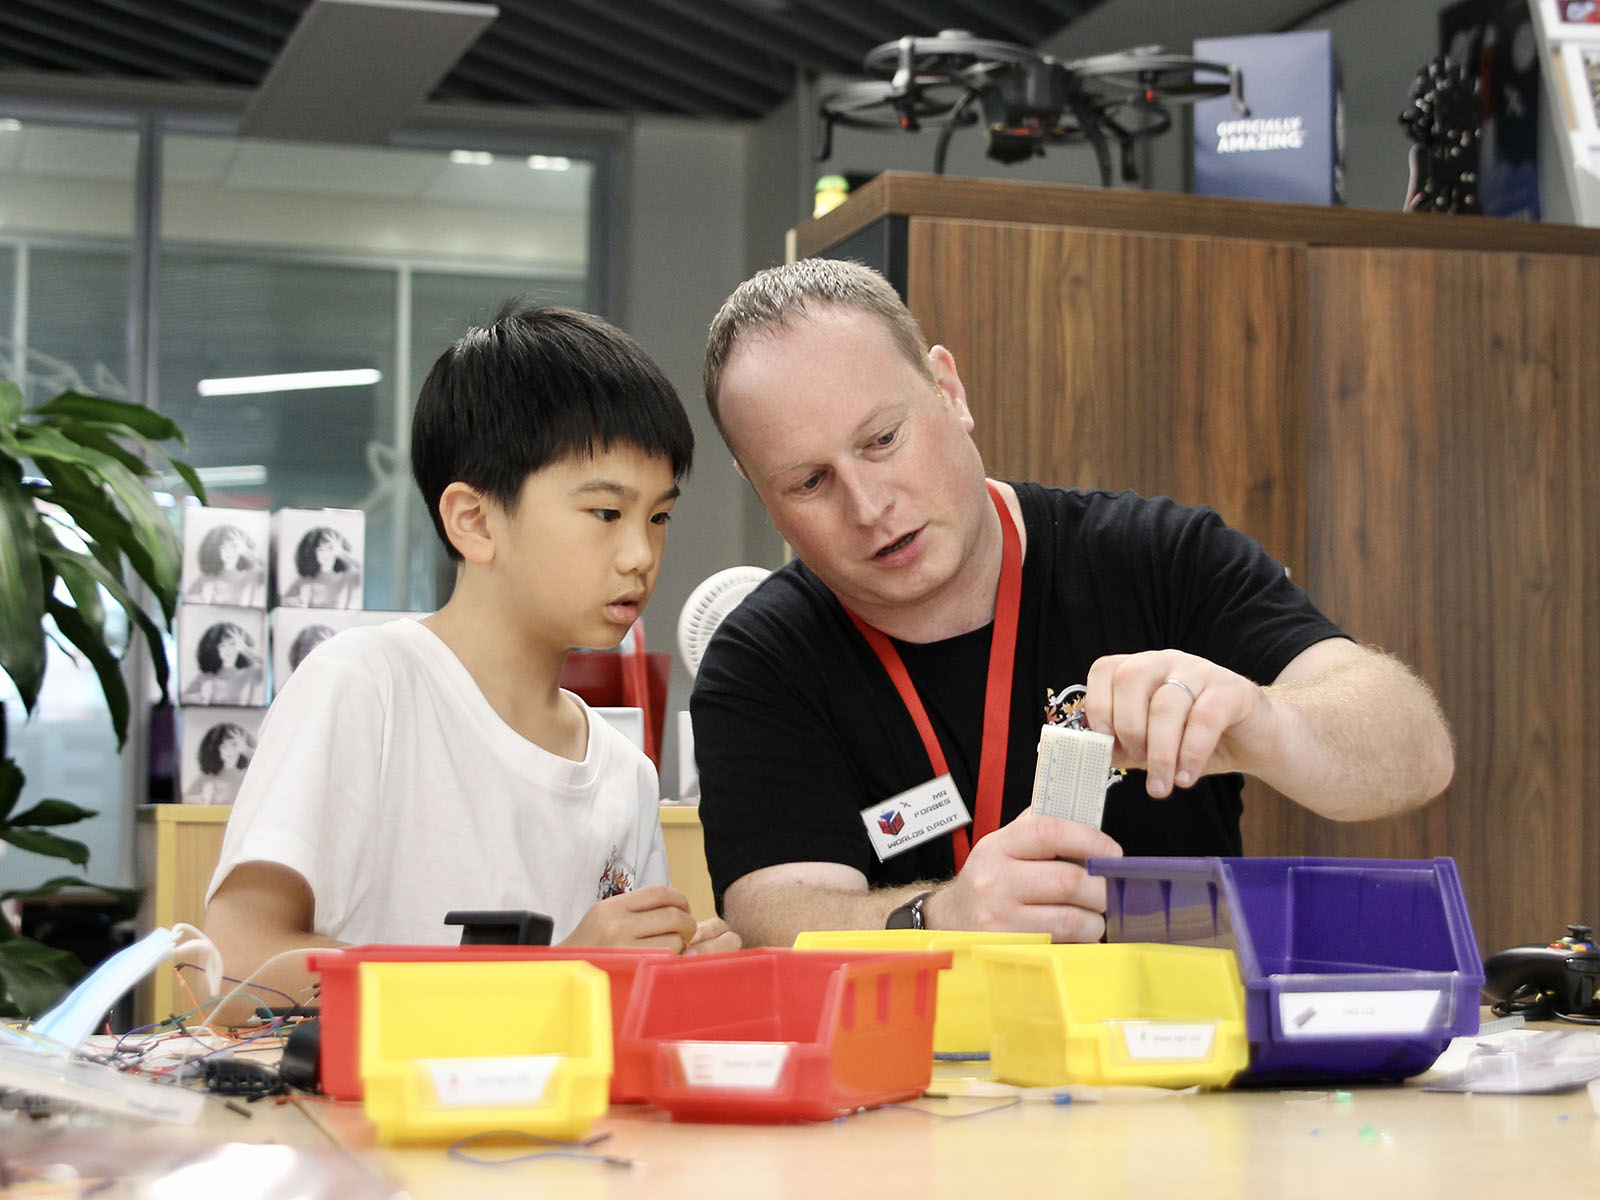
left=204, top=304, right=739, bottom=1015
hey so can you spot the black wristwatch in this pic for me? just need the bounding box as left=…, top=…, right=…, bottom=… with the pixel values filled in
left=886, top=890, right=934, bottom=930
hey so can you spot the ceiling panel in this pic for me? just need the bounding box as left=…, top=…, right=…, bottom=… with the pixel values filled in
left=0, top=0, right=1097, bottom=121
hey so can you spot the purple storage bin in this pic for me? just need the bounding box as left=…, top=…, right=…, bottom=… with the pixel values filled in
left=1086, top=857, right=1484, bottom=1082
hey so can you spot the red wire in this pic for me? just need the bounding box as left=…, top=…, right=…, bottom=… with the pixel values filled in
left=620, top=623, right=657, bottom=765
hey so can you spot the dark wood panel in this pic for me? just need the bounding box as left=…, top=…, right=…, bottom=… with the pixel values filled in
left=801, top=177, right=1600, bottom=962
left=798, top=171, right=1600, bottom=262
left=902, top=217, right=1306, bottom=578
left=1248, top=246, right=1600, bottom=956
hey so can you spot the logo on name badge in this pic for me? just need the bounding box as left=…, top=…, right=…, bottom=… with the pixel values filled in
left=860, top=774, right=973, bottom=862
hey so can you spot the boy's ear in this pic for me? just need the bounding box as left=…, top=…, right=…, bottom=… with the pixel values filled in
left=437, top=482, right=496, bottom=564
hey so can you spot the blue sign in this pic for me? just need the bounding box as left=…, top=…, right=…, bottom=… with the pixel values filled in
left=1193, top=31, right=1343, bottom=206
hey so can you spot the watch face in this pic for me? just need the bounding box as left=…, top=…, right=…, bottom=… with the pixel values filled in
left=885, top=894, right=925, bottom=930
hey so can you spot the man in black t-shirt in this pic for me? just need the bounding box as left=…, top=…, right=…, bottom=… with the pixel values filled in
left=694, top=259, right=1454, bottom=948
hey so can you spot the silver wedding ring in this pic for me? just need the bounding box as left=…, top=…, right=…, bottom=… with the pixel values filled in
left=1162, top=677, right=1197, bottom=702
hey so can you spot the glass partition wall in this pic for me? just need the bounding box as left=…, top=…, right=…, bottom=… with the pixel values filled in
left=1, top=120, right=140, bottom=889
left=0, top=114, right=603, bottom=888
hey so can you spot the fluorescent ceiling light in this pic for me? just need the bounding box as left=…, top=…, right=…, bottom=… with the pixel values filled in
left=450, top=149, right=494, bottom=165
left=527, top=155, right=571, bottom=171
left=0, top=119, right=21, bottom=132
left=198, top=368, right=381, bottom=397
left=156, top=464, right=269, bottom=493
left=196, top=464, right=269, bottom=488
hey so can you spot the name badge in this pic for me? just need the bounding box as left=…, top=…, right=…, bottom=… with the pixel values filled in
left=860, top=774, right=973, bottom=862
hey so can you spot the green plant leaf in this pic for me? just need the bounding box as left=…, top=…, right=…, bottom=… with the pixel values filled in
left=169, top=457, right=207, bottom=505
left=41, top=541, right=108, bottom=634
left=0, top=824, right=90, bottom=866
left=0, top=379, right=22, bottom=426
left=0, top=935, right=85, bottom=1018
left=36, top=465, right=169, bottom=617
left=34, top=409, right=208, bottom=506
left=1, top=876, right=139, bottom=909
left=22, top=426, right=181, bottom=606
left=0, top=757, right=23, bottom=822
left=8, top=798, right=97, bottom=827
left=35, top=417, right=151, bottom=478
left=33, top=390, right=187, bottom=447
left=0, top=473, right=47, bottom=713
left=42, top=543, right=171, bottom=704
left=0, top=874, right=94, bottom=902
left=46, top=597, right=130, bottom=748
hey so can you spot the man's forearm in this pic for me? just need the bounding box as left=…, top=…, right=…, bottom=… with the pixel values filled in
left=1255, top=647, right=1453, bottom=821
left=726, top=881, right=938, bottom=947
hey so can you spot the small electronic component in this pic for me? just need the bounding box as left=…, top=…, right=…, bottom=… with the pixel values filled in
left=200, top=1057, right=283, bottom=1097
left=1030, top=723, right=1116, bottom=829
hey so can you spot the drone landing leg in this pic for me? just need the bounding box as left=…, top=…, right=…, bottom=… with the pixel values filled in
left=1069, top=97, right=1114, bottom=187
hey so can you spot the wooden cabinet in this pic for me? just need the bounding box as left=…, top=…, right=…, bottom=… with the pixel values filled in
left=134, top=802, right=716, bottom=1028
left=796, top=172, right=1600, bottom=956
left=135, top=804, right=230, bottom=1028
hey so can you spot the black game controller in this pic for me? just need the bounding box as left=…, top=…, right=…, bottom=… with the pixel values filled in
left=1482, top=924, right=1600, bottom=1021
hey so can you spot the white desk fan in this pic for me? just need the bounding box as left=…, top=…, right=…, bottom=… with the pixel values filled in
left=676, top=566, right=771, bottom=679
left=674, top=565, right=769, bottom=799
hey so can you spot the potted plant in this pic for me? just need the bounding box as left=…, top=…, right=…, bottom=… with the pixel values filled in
left=0, top=379, right=203, bottom=1016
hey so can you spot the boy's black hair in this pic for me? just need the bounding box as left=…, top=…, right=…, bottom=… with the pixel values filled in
left=294, top=527, right=350, bottom=578
left=411, top=303, right=694, bottom=559
left=198, top=722, right=251, bottom=775
left=196, top=622, right=254, bottom=674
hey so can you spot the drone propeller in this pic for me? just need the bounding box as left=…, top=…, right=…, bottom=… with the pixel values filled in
left=817, top=30, right=1249, bottom=184
left=1068, top=46, right=1246, bottom=112
left=861, top=30, right=1040, bottom=80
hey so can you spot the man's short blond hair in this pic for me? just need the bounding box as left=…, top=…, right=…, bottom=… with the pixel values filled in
left=703, top=259, right=932, bottom=447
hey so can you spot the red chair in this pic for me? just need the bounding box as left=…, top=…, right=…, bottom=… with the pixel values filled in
left=559, top=627, right=668, bottom=767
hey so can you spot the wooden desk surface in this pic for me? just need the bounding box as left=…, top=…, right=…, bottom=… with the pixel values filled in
left=234, top=1061, right=1600, bottom=1200
left=6, top=1045, right=1594, bottom=1198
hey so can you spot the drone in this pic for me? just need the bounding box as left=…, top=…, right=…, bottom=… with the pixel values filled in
left=818, top=30, right=1249, bottom=185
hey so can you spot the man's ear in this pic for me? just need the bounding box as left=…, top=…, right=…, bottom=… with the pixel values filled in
left=927, top=345, right=974, bottom=431
left=437, top=482, right=496, bottom=564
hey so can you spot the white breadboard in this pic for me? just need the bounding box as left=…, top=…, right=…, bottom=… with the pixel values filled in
left=1030, top=723, right=1114, bottom=829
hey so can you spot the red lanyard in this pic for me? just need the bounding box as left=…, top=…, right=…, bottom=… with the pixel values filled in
left=845, top=481, right=1022, bottom=871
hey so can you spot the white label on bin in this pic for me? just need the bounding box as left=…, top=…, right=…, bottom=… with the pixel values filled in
left=1278, top=989, right=1444, bottom=1037
left=674, top=1041, right=789, bottom=1090
left=422, top=1055, right=560, bottom=1107
left=1117, top=1022, right=1216, bottom=1060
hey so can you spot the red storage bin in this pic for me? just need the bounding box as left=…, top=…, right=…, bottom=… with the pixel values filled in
left=308, top=945, right=672, bottom=1103
left=614, top=947, right=950, bottom=1122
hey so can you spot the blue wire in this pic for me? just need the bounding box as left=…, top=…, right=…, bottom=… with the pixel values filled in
left=176, top=962, right=306, bottom=1010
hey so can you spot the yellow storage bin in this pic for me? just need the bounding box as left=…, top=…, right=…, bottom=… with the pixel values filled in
left=359, top=960, right=612, bottom=1144
left=793, top=929, right=1049, bottom=1054
left=976, top=943, right=1249, bottom=1088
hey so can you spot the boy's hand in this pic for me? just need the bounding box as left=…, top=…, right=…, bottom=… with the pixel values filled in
left=684, top=917, right=741, bottom=955
left=562, top=885, right=698, bottom=951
